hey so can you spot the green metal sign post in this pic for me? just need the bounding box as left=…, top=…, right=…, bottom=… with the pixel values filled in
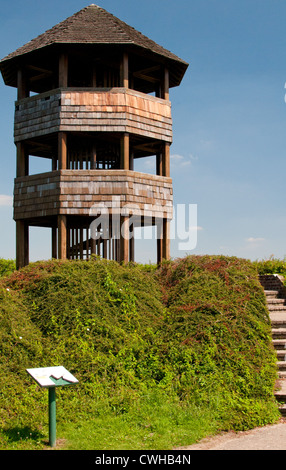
left=48, top=386, right=57, bottom=447
left=27, top=366, right=78, bottom=448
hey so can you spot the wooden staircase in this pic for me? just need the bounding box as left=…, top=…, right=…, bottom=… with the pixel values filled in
left=259, top=274, right=286, bottom=416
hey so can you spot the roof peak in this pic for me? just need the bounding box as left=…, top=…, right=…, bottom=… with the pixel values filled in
left=0, top=4, right=187, bottom=65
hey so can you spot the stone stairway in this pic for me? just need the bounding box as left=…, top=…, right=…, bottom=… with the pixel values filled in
left=259, top=274, right=286, bottom=416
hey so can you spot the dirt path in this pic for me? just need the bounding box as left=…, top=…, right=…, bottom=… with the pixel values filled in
left=175, top=419, right=286, bottom=450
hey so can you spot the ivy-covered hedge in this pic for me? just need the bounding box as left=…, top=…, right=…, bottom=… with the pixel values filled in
left=0, top=255, right=280, bottom=448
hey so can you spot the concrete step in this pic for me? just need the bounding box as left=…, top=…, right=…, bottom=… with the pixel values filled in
left=273, top=339, right=286, bottom=350
left=272, top=328, right=286, bottom=338
left=275, top=379, right=286, bottom=402
left=271, top=316, right=286, bottom=326
left=268, top=306, right=286, bottom=313
left=277, top=404, right=286, bottom=416
left=276, top=350, right=286, bottom=360
left=267, top=298, right=286, bottom=304
left=265, top=290, right=280, bottom=298
left=277, top=361, right=286, bottom=371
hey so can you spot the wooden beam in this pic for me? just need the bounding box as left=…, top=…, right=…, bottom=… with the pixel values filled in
left=162, top=143, right=170, bottom=177
left=57, top=215, right=67, bottom=259
left=16, top=221, right=29, bottom=269
left=58, top=132, right=67, bottom=170
left=59, top=52, right=68, bottom=88
left=120, top=51, right=129, bottom=88
left=129, top=151, right=134, bottom=171
left=17, top=67, right=29, bottom=100
left=162, top=219, right=170, bottom=260
left=163, top=67, right=169, bottom=100
left=120, top=216, right=129, bottom=263
left=120, top=133, right=129, bottom=170
left=156, top=152, right=163, bottom=176
left=28, top=64, right=53, bottom=83
left=52, top=227, right=57, bottom=259
left=91, top=143, right=97, bottom=169
left=156, top=220, right=163, bottom=265
left=129, top=222, right=135, bottom=262
left=16, top=142, right=28, bottom=177
left=133, top=65, right=161, bottom=84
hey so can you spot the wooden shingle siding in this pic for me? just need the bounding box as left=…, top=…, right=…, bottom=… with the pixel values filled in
left=14, top=88, right=172, bottom=142
left=14, top=170, right=173, bottom=220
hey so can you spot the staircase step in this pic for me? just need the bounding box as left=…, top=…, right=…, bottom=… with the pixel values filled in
left=273, top=339, right=286, bottom=349
left=265, top=290, right=280, bottom=298
left=276, top=350, right=286, bottom=360
left=268, top=306, right=286, bottom=313
left=272, top=329, right=286, bottom=340
left=275, top=379, right=286, bottom=401
left=277, top=404, right=286, bottom=416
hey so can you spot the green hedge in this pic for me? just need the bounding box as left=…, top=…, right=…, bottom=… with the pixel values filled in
left=0, top=255, right=280, bottom=448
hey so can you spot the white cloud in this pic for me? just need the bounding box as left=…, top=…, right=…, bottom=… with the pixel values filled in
left=171, top=153, right=197, bottom=168
left=246, top=237, right=265, bottom=243
left=0, top=195, right=13, bottom=207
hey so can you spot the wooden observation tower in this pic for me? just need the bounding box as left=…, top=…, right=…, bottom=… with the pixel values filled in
left=0, top=5, right=188, bottom=269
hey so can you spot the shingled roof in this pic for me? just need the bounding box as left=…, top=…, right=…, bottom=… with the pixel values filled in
left=0, top=4, right=188, bottom=69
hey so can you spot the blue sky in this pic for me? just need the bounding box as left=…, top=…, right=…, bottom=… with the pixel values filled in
left=1, top=0, right=286, bottom=263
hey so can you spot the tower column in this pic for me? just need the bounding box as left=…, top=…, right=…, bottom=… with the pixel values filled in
left=120, top=133, right=129, bottom=170
left=162, top=143, right=170, bottom=177
left=156, top=152, right=163, bottom=176
left=16, top=221, right=29, bottom=269
left=120, top=215, right=129, bottom=264
left=120, top=51, right=129, bottom=88
left=162, top=67, right=169, bottom=100
left=58, top=132, right=67, bottom=170
left=17, top=67, right=29, bottom=100
left=52, top=227, right=57, bottom=259
left=57, top=215, right=67, bottom=259
left=59, top=52, right=68, bottom=87
left=162, top=218, right=170, bottom=260
left=16, top=142, right=29, bottom=177
left=157, top=219, right=163, bottom=265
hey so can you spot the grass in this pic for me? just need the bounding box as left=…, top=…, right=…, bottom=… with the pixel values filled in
left=60, top=392, right=217, bottom=450
left=0, top=255, right=281, bottom=450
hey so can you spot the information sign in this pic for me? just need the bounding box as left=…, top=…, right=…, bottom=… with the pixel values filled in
left=26, top=366, right=78, bottom=388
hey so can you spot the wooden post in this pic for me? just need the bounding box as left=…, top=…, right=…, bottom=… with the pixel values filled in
left=157, top=220, right=163, bottom=265
left=52, top=156, right=57, bottom=171
left=156, top=152, right=163, bottom=176
left=92, top=63, right=97, bottom=88
left=17, top=68, right=29, bottom=100
left=52, top=227, right=57, bottom=259
left=16, top=143, right=28, bottom=177
left=91, top=143, right=97, bottom=169
left=16, top=221, right=29, bottom=269
left=120, top=133, right=129, bottom=170
left=163, top=67, right=169, bottom=100
left=162, top=218, right=170, bottom=260
left=79, top=227, right=84, bottom=259
left=162, top=143, right=170, bottom=177
left=57, top=215, right=67, bottom=259
left=120, top=216, right=129, bottom=263
left=129, top=151, right=134, bottom=171
left=120, top=51, right=129, bottom=88
left=59, top=52, right=68, bottom=87
left=58, top=132, right=67, bottom=170
left=129, top=222, right=134, bottom=262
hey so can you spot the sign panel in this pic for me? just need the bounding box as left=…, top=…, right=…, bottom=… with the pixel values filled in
left=26, top=366, right=78, bottom=388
